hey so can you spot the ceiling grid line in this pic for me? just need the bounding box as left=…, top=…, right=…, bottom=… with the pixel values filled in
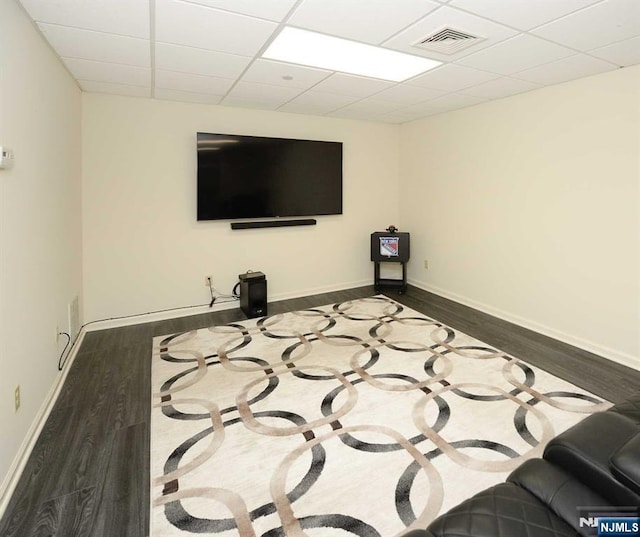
left=16, top=0, right=640, bottom=123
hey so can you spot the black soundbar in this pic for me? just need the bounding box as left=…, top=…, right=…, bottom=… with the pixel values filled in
left=230, top=219, right=317, bottom=230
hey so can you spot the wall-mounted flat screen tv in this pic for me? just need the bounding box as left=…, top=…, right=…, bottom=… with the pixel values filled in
left=197, top=132, right=343, bottom=221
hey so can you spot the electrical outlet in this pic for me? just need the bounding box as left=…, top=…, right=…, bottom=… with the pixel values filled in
left=0, top=146, right=15, bottom=170
left=14, top=385, right=20, bottom=412
left=205, top=275, right=213, bottom=287
left=424, top=260, right=429, bottom=269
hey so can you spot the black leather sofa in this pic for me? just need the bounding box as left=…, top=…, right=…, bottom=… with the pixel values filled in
left=408, top=395, right=640, bottom=537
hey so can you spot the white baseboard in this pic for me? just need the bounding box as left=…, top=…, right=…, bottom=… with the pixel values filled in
left=409, top=278, right=640, bottom=371
left=269, top=279, right=372, bottom=303
left=0, top=329, right=87, bottom=519
left=83, top=300, right=240, bottom=331
left=85, top=279, right=372, bottom=332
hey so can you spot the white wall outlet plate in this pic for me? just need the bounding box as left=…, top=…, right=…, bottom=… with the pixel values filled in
left=0, top=146, right=15, bottom=169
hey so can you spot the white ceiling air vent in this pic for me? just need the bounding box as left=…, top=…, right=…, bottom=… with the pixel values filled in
left=413, top=27, right=484, bottom=55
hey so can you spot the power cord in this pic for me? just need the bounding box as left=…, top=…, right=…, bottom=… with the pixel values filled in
left=207, top=276, right=240, bottom=308
left=207, top=277, right=216, bottom=307
left=57, top=332, right=71, bottom=370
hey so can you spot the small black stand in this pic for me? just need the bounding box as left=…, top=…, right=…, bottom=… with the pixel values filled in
left=370, top=230, right=410, bottom=294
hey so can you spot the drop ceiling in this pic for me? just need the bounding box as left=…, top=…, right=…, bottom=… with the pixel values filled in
left=17, top=0, right=640, bottom=123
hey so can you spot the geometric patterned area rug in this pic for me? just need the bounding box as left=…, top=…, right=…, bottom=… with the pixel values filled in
left=150, top=295, right=611, bottom=537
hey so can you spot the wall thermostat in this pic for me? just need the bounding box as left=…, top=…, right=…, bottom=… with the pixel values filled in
left=0, top=146, right=15, bottom=169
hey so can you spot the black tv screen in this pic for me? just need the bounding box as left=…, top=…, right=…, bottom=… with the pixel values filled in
left=197, top=132, right=343, bottom=221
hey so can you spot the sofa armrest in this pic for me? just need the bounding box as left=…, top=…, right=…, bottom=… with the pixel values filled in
left=543, top=412, right=640, bottom=506
left=508, top=458, right=610, bottom=536
left=610, top=433, right=640, bottom=495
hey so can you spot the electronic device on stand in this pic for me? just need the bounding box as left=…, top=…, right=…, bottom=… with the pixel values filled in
left=370, top=226, right=410, bottom=294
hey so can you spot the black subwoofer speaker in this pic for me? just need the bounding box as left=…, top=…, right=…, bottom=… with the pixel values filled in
left=239, top=271, right=267, bottom=318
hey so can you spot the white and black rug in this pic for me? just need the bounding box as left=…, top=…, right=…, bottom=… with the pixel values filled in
left=150, top=296, right=610, bottom=537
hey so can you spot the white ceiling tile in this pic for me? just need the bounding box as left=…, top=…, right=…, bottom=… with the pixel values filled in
left=183, top=0, right=297, bottom=21
left=154, top=88, right=223, bottom=105
left=155, top=43, right=251, bottom=79
left=288, top=0, right=441, bottom=45
left=19, top=0, right=149, bottom=38
left=155, top=70, right=234, bottom=95
left=376, top=109, right=425, bottom=123
left=155, top=0, right=277, bottom=55
left=450, top=0, right=602, bottom=31
left=460, top=76, right=541, bottom=99
left=513, top=54, right=617, bottom=85
left=407, top=64, right=498, bottom=91
left=337, top=98, right=404, bottom=115
left=78, top=80, right=151, bottom=98
left=401, top=100, right=443, bottom=115
left=373, top=84, right=445, bottom=104
left=279, top=90, right=360, bottom=114
left=241, top=59, right=331, bottom=89
left=590, top=35, right=640, bottom=66
left=224, top=81, right=303, bottom=107
left=532, top=0, right=640, bottom=50
left=37, top=23, right=149, bottom=67
left=384, top=6, right=518, bottom=61
left=418, top=92, right=486, bottom=111
left=17, top=0, right=640, bottom=117
left=327, top=109, right=380, bottom=121
left=457, top=34, right=575, bottom=74
left=63, top=58, right=151, bottom=87
left=312, top=73, right=395, bottom=97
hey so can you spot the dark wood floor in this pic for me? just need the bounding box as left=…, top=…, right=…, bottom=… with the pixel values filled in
left=1, top=285, right=638, bottom=537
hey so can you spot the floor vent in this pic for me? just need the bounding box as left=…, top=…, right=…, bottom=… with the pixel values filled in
left=413, top=27, right=484, bottom=55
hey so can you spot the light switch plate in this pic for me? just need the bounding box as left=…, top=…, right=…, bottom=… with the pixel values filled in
left=0, top=146, right=15, bottom=169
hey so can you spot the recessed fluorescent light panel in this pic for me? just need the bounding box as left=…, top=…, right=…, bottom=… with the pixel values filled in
left=263, top=27, right=441, bottom=82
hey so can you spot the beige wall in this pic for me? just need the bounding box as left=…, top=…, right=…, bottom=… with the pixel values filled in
left=0, top=1, right=82, bottom=494
left=400, top=66, right=640, bottom=368
left=81, top=95, right=400, bottom=321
